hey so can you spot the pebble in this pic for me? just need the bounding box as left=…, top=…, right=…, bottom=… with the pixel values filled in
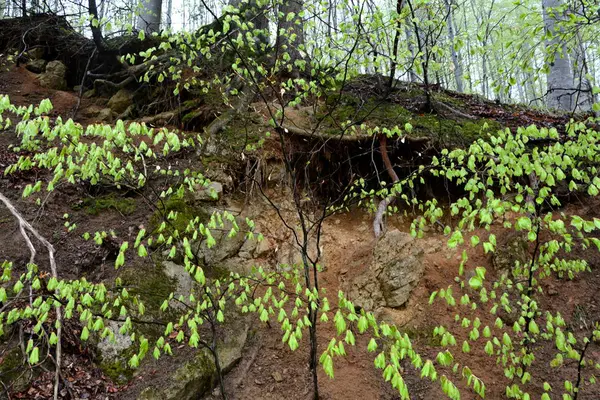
left=272, top=371, right=283, bottom=382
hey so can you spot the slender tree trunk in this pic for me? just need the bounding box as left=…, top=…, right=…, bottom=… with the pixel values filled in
left=276, top=0, right=305, bottom=64
left=166, top=0, right=172, bottom=29
left=444, top=0, right=463, bottom=92
left=88, top=0, right=106, bottom=51
left=542, top=0, right=574, bottom=111
left=136, top=0, right=163, bottom=33
left=405, top=26, right=419, bottom=82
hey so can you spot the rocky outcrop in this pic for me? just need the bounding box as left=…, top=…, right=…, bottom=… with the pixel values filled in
left=193, top=181, right=223, bottom=202
left=136, top=319, right=249, bottom=400
left=348, top=230, right=438, bottom=311
left=38, top=60, right=67, bottom=90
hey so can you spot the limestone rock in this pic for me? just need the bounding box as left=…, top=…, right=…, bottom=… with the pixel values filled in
left=108, top=89, right=134, bottom=114
left=162, top=261, right=195, bottom=297
left=197, top=218, right=246, bottom=266
left=26, top=59, right=47, bottom=74
left=96, top=321, right=135, bottom=384
left=253, top=238, right=273, bottom=258
left=348, top=229, right=425, bottom=311
left=238, top=238, right=258, bottom=259
left=38, top=60, right=67, bottom=90
left=193, top=182, right=223, bottom=202
left=137, top=319, right=248, bottom=400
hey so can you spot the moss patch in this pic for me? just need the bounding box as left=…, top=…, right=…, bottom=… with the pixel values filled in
left=99, top=354, right=135, bottom=384
left=149, top=195, right=210, bottom=236
left=75, top=194, right=136, bottom=216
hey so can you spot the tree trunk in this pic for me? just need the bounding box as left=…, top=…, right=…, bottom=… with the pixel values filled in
left=275, top=0, right=305, bottom=64
left=405, top=26, right=419, bottom=82
left=166, top=0, right=172, bottom=29
left=542, top=0, right=574, bottom=111
left=230, top=0, right=269, bottom=51
left=136, top=0, right=163, bottom=33
left=444, top=0, right=463, bottom=92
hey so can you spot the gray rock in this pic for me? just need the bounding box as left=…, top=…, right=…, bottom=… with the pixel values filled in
left=96, top=321, right=135, bottom=384
left=108, top=89, right=134, bottom=114
left=26, top=59, right=47, bottom=74
left=137, top=319, right=248, bottom=400
left=193, top=182, right=223, bottom=202
left=348, top=230, right=425, bottom=310
left=96, top=108, right=115, bottom=123
left=253, top=238, right=273, bottom=258
left=162, top=261, right=195, bottom=297
left=238, top=238, right=257, bottom=259
left=198, top=219, right=246, bottom=266
left=219, top=256, right=252, bottom=275
left=38, top=60, right=67, bottom=90
left=97, top=321, right=133, bottom=360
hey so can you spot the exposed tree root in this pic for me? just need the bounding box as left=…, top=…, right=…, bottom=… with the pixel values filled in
left=0, top=192, right=62, bottom=400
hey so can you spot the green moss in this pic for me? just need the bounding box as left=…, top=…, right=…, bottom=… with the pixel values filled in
left=75, top=194, right=136, bottom=216
left=100, top=355, right=134, bottom=384
left=0, top=347, right=30, bottom=391
left=149, top=195, right=210, bottom=235
left=119, top=262, right=178, bottom=312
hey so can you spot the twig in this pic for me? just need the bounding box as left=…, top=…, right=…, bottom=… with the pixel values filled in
left=0, top=192, right=62, bottom=400
left=72, top=46, right=98, bottom=119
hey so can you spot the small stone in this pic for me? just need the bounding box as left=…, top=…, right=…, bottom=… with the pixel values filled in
left=83, top=89, right=96, bottom=98
left=254, top=379, right=263, bottom=385
left=547, top=285, right=558, bottom=296
left=272, top=371, right=283, bottom=382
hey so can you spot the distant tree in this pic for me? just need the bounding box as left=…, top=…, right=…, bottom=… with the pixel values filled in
left=542, top=0, right=575, bottom=110
left=137, top=0, right=163, bottom=33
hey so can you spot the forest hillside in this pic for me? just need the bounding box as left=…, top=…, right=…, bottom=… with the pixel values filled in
left=1, top=1, right=600, bottom=399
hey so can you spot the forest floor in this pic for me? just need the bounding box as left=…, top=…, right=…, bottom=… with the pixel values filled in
left=2, top=63, right=600, bottom=400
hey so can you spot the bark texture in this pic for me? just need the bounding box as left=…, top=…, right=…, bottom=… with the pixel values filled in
left=542, top=0, right=574, bottom=111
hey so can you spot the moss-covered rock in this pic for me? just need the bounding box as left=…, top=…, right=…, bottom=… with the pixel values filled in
left=136, top=318, right=249, bottom=400
left=149, top=195, right=210, bottom=236
left=75, top=194, right=136, bottom=216
left=0, top=347, right=30, bottom=393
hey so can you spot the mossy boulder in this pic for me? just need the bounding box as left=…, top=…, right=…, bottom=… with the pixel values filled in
left=108, top=89, right=135, bottom=114
left=136, top=318, right=249, bottom=400
left=26, top=58, right=47, bottom=74
left=39, top=60, right=67, bottom=90
left=0, top=347, right=31, bottom=393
